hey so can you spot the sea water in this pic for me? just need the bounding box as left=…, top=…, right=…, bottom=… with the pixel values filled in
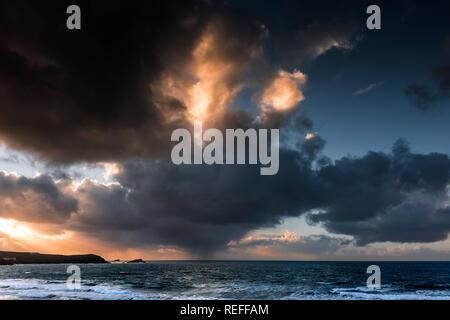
left=0, top=261, right=449, bottom=300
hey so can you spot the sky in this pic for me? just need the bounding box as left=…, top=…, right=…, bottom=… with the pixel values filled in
left=0, top=0, right=450, bottom=260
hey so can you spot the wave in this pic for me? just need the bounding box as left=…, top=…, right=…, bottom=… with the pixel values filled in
left=331, top=285, right=450, bottom=300
left=1, top=278, right=450, bottom=300
left=0, top=278, right=150, bottom=300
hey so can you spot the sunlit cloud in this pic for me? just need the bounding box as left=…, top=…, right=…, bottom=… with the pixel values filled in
left=260, top=70, right=306, bottom=112
left=305, top=133, right=319, bottom=140
left=152, top=23, right=261, bottom=125
left=101, top=162, right=121, bottom=180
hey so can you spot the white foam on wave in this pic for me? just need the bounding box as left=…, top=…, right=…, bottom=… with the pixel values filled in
left=0, top=278, right=151, bottom=300
left=331, top=285, right=450, bottom=300
left=2, top=277, right=450, bottom=300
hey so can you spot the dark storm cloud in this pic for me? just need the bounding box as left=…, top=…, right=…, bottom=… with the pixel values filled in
left=0, top=171, right=77, bottom=223
left=433, top=63, right=450, bottom=96
left=289, top=21, right=359, bottom=63
left=69, top=150, right=325, bottom=255
left=67, top=139, right=449, bottom=254
left=293, top=115, right=313, bottom=131
left=308, top=139, right=450, bottom=244
left=405, top=84, right=439, bottom=110
left=405, top=64, right=450, bottom=110
left=0, top=0, right=264, bottom=163
left=0, top=138, right=449, bottom=255
left=323, top=194, right=450, bottom=245
left=299, top=134, right=326, bottom=163
left=405, top=38, right=450, bottom=110
left=0, top=0, right=363, bottom=165
left=232, top=0, right=365, bottom=68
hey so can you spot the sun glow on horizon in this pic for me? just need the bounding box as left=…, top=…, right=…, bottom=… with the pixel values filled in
left=0, top=218, right=72, bottom=242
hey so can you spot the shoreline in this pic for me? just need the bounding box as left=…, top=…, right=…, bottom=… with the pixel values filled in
left=0, top=251, right=108, bottom=265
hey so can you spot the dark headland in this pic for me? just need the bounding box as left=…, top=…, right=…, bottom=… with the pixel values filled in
left=127, top=259, right=145, bottom=263
left=0, top=251, right=108, bottom=265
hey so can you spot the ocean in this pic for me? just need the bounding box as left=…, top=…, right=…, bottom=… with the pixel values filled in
left=0, top=261, right=449, bottom=300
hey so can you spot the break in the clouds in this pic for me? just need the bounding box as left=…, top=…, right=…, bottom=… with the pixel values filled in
left=227, top=232, right=352, bottom=259
left=225, top=231, right=450, bottom=261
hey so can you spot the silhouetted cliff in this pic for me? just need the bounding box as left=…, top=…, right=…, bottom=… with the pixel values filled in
left=0, top=251, right=108, bottom=265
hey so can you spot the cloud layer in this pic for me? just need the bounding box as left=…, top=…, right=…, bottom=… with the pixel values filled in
left=0, top=139, right=448, bottom=257
left=0, top=0, right=268, bottom=162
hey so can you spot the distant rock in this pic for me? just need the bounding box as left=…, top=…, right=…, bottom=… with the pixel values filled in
left=0, top=251, right=108, bottom=265
left=127, top=259, right=145, bottom=263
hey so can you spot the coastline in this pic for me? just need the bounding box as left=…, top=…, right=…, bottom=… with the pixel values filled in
left=0, top=251, right=108, bottom=265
